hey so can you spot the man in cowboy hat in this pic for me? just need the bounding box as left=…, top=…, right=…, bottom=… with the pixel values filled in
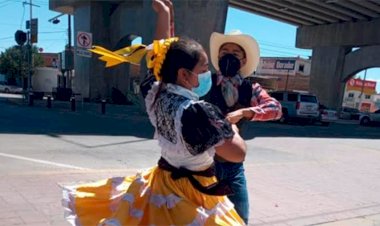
left=206, top=30, right=282, bottom=224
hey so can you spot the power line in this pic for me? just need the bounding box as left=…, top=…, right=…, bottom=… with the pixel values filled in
left=260, top=47, right=310, bottom=58
left=0, top=0, right=23, bottom=8
left=39, top=31, right=67, bottom=34
left=260, top=48, right=310, bottom=58
left=32, top=0, right=47, bottom=6
left=259, top=41, right=311, bottom=52
left=0, top=0, right=12, bottom=4
left=260, top=45, right=311, bottom=56
left=20, top=2, right=26, bottom=29
left=0, top=36, right=13, bottom=40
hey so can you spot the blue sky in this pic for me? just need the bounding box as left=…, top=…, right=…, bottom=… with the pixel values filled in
left=0, top=1, right=378, bottom=91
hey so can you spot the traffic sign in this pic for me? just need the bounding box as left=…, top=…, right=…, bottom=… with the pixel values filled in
left=76, top=31, right=92, bottom=49
left=76, top=48, right=92, bottom=58
left=26, top=18, right=38, bottom=43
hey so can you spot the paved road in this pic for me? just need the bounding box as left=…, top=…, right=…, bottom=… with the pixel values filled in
left=0, top=97, right=379, bottom=225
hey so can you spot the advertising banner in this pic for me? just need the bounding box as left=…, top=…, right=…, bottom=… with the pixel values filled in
left=258, top=59, right=296, bottom=76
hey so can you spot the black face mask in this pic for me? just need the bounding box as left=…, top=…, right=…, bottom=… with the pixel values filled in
left=218, top=54, right=241, bottom=77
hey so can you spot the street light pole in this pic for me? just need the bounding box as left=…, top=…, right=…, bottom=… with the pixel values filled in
left=67, top=14, right=72, bottom=89
left=27, top=0, right=34, bottom=105
left=48, top=13, right=73, bottom=89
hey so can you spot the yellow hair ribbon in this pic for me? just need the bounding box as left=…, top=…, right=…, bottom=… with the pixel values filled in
left=90, top=44, right=147, bottom=67
left=146, top=37, right=179, bottom=81
left=90, top=37, right=179, bottom=81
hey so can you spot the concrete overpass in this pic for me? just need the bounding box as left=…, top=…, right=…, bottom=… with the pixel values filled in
left=230, top=0, right=380, bottom=109
left=50, top=0, right=380, bottom=109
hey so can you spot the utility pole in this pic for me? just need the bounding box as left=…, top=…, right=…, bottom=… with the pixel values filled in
left=67, top=14, right=72, bottom=89
left=285, top=69, right=290, bottom=91
left=23, top=0, right=39, bottom=103
left=28, top=0, right=32, bottom=94
left=48, top=13, right=73, bottom=100
left=359, top=69, right=368, bottom=99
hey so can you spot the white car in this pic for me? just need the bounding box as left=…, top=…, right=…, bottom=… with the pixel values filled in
left=360, top=109, right=380, bottom=126
left=0, top=81, right=23, bottom=94
left=269, top=91, right=320, bottom=124
left=319, top=107, right=338, bottom=126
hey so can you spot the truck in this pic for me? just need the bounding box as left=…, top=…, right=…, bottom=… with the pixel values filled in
left=32, top=67, right=58, bottom=99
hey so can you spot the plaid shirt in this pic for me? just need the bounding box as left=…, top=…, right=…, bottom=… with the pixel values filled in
left=248, top=82, right=282, bottom=121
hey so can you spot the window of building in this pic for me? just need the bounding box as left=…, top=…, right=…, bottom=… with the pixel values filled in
left=365, top=95, right=371, bottom=99
left=298, top=64, right=304, bottom=72
left=348, top=93, right=354, bottom=98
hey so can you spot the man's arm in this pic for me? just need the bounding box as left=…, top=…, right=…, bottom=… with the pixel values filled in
left=226, top=83, right=282, bottom=124
left=248, top=83, right=282, bottom=121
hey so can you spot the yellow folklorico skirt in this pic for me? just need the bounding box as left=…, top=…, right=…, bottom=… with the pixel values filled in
left=62, top=166, right=245, bottom=226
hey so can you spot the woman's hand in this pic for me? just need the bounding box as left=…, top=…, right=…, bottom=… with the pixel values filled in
left=226, top=108, right=255, bottom=124
left=231, top=123, right=240, bottom=134
left=152, top=0, right=172, bottom=39
left=152, top=0, right=170, bottom=14
left=226, top=109, right=244, bottom=124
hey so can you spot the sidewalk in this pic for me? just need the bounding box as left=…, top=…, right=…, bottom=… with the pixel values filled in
left=1, top=94, right=148, bottom=120
left=314, top=214, right=380, bottom=226
left=0, top=169, right=140, bottom=226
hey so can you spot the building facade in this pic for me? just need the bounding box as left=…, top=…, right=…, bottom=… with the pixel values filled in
left=254, top=57, right=311, bottom=92
left=40, top=53, right=59, bottom=68
left=342, top=78, right=378, bottom=112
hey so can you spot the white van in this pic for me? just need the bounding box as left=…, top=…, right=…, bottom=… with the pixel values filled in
left=270, top=91, right=320, bottom=123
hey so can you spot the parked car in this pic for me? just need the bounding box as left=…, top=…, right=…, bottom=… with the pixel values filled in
left=0, top=81, right=23, bottom=94
left=359, top=109, right=380, bottom=126
left=339, top=107, right=361, bottom=120
left=269, top=91, right=320, bottom=123
left=318, top=104, right=338, bottom=126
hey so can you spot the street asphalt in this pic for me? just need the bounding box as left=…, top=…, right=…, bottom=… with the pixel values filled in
left=0, top=94, right=379, bottom=226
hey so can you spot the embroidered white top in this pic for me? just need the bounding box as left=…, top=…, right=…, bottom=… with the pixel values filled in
left=145, top=82, right=233, bottom=171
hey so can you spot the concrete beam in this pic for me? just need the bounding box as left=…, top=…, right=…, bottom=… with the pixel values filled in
left=306, top=0, right=367, bottom=20
left=342, top=45, right=380, bottom=81
left=286, top=0, right=350, bottom=21
left=230, top=0, right=311, bottom=26
left=49, top=0, right=76, bottom=14
left=264, top=0, right=336, bottom=24
left=309, top=46, right=350, bottom=109
left=296, top=18, right=380, bottom=48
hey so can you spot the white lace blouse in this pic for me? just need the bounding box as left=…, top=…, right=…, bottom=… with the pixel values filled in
left=145, top=82, right=234, bottom=171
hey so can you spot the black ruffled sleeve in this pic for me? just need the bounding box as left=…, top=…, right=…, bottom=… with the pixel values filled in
left=140, top=70, right=156, bottom=99
left=181, top=101, right=234, bottom=155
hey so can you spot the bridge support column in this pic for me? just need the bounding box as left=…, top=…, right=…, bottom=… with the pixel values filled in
left=309, top=46, right=350, bottom=109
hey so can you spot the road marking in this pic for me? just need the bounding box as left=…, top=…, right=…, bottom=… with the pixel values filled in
left=8, top=168, right=145, bottom=176
left=0, top=152, right=90, bottom=170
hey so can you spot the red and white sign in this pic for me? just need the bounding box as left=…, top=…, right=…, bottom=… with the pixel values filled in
left=347, top=78, right=376, bottom=89
left=76, top=31, right=92, bottom=49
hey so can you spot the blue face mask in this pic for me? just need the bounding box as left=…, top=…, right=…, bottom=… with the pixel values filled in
left=192, top=70, right=212, bottom=97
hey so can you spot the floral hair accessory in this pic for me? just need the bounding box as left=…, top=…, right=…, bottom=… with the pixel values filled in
left=146, top=37, right=179, bottom=81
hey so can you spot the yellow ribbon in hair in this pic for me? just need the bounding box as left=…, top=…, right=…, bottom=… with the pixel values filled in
left=89, top=37, right=179, bottom=81
left=90, top=44, right=147, bottom=67
left=146, top=37, right=178, bottom=81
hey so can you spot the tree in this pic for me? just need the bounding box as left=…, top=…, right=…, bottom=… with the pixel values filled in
left=0, top=45, right=44, bottom=85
